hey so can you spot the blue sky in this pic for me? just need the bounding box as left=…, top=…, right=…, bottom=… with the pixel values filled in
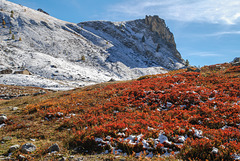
left=8, top=0, right=240, bottom=66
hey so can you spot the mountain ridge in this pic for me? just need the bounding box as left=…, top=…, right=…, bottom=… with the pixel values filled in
left=0, top=0, right=186, bottom=90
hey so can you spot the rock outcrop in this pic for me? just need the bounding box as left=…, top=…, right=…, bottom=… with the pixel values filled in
left=145, top=15, right=176, bottom=48
left=232, top=57, right=240, bottom=66
left=144, top=15, right=181, bottom=60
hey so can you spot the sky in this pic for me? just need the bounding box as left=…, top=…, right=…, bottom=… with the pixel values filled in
left=8, top=0, right=240, bottom=67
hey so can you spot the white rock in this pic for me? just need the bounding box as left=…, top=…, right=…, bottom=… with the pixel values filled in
left=21, top=143, right=36, bottom=154
left=158, top=133, right=168, bottom=144
left=12, top=107, right=19, bottom=111
left=9, top=145, right=20, bottom=153
left=177, top=136, right=186, bottom=143
left=211, top=147, right=218, bottom=154
left=0, top=115, right=7, bottom=123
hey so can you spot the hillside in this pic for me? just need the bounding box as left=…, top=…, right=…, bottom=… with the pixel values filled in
left=0, top=0, right=185, bottom=90
left=0, top=63, right=239, bottom=160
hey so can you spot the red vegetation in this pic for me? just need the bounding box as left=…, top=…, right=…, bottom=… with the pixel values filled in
left=5, top=64, right=240, bottom=160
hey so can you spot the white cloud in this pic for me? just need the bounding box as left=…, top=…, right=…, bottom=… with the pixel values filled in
left=188, top=52, right=223, bottom=57
left=110, top=0, right=240, bottom=24
left=206, top=31, right=240, bottom=37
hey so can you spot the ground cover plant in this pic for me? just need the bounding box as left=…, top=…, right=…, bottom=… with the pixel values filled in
left=1, top=63, right=240, bottom=160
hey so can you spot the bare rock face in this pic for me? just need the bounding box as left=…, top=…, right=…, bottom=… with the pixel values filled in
left=144, top=15, right=181, bottom=60
left=145, top=15, right=175, bottom=47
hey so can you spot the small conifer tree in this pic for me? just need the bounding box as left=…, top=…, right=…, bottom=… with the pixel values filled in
left=81, top=55, right=85, bottom=61
left=19, top=37, right=22, bottom=41
left=9, top=29, right=12, bottom=34
left=142, top=36, right=145, bottom=42
left=156, top=44, right=160, bottom=52
left=10, top=10, right=14, bottom=18
left=12, top=34, right=15, bottom=40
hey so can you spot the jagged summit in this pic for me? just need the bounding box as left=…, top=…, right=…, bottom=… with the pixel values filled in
left=0, top=0, right=186, bottom=90
left=78, top=15, right=184, bottom=69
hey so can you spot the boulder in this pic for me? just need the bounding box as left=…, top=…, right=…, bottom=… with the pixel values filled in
left=233, top=57, right=240, bottom=63
left=9, top=106, right=19, bottom=111
left=9, top=144, right=20, bottom=153
left=18, top=154, right=26, bottom=161
left=187, top=67, right=201, bottom=72
left=0, top=115, right=7, bottom=123
left=232, top=57, right=240, bottom=66
left=21, top=143, right=36, bottom=154
left=47, top=143, right=60, bottom=153
left=2, top=136, right=12, bottom=141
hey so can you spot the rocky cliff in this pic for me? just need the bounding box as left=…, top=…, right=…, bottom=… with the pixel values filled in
left=0, top=0, right=185, bottom=90
left=144, top=15, right=181, bottom=60
left=79, top=15, right=184, bottom=69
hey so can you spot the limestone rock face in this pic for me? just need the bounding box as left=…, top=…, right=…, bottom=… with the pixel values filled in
left=144, top=15, right=181, bottom=60
left=145, top=15, right=176, bottom=48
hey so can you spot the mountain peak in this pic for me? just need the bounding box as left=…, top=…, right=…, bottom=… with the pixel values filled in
left=0, top=1, right=185, bottom=90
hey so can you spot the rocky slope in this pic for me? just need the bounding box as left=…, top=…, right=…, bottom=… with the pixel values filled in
left=0, top=0, right=185, bottom=90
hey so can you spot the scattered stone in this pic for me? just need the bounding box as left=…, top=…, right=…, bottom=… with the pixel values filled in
left=8, top=144, right=20, bottom=153
left=187, top=67, right=201, bottom=72
left=2, top=136, right=12, bottom=141
left=47, top=143, right=60, bottom=153
left=12, top=107, right=19, bottom=111
left=21, top=143, right=36, bottom=154
left=212, top=147, right=218, bottom=154
left=30, top=138, right=36, bottom=142
left=0, top=115, right=7, bottom=123
left=76, top=157, right=84, bottom=161
left=8, top=106, right=19, bottom=111
left=1, top=156, right=15, bottom=161
left=58, top=157, right=67, bottom=161
left=68, top=155, right=75, bottom=161
left=18, top=154, right=26, bottom=161
left=0, top=123, right=5, bottom=128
